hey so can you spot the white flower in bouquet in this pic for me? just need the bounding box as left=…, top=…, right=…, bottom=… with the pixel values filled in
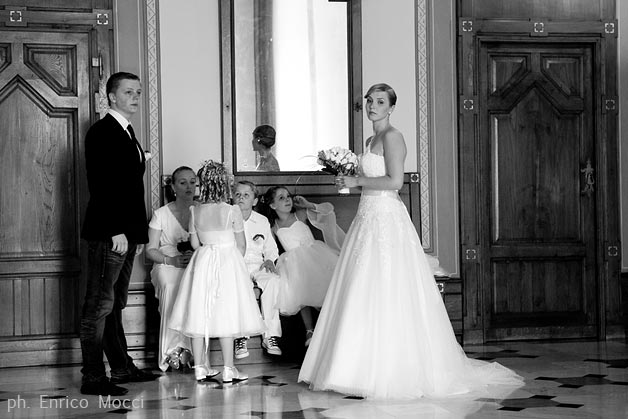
left=317, top=147, right=358, bottom=176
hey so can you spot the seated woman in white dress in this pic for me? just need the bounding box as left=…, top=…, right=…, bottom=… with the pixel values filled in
left=146, top=166, right=197, bottom=371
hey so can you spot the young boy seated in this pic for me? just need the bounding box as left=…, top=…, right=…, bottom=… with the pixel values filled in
left=233, top=181, right=282, bottom=357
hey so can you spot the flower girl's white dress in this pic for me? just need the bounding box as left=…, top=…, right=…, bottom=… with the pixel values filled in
left=274, top=204, right=345, bottom=315
left=298, top=146, right=524, bottom=399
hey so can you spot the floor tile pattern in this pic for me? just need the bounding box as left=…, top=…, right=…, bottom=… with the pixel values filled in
left=0, top=340, right=626, bottom=418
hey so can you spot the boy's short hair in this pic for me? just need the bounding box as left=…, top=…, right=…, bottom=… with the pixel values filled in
left=236, top=180, right=258, bottom=198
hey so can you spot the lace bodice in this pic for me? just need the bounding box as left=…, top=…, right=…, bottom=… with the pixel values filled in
left=360, top=150, right=386, bottom=178
left=276, top=221, right=315, bottom=251
left=352, top=149, right=413, bottom=269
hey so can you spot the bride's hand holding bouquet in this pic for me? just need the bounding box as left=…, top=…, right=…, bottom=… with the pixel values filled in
left=335, top=173, right=360, bottom=193
left=317, top=146, right=358, bottom=194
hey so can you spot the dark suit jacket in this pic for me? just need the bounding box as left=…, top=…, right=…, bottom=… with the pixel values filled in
left=81, top=113, right=149, bottom=244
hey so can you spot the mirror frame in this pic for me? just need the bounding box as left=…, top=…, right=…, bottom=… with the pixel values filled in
left=219, top=0, right=362, bottom=181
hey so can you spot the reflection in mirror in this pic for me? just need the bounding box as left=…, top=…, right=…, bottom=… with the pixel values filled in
left=233, top=0, right=349, bottom=172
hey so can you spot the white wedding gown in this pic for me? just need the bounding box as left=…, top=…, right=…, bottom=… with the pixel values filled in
left=298, top=147, right=524, bottom=399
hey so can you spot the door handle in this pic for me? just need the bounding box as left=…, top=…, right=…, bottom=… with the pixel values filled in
left=580, top=159, right=594, bottom=197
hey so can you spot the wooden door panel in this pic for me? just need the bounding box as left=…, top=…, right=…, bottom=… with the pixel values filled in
left=0, top=31, right=89, bottom=341
left=489, top=54, right=529, bottom=95
left=491, top=94, right=581, bottom=242
left=492, top=259, right=585, bottom=315
left=467, top=0, right=608, bottom=20
left=0, top=43, right=9, bottom=70
left=24, top=44, right=78, bottom=96
left=4, top=275, right=80, bottom=336
left=541, top=56, right=584, bottom=96
left=480, top=42, right=596, bottom=340
left=0, top=81, right=77, bottom=256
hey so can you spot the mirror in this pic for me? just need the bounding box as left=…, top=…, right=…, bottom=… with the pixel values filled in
left=220, top=0, right=362, bottom=174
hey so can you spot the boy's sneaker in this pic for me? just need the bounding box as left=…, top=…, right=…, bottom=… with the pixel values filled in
left=234, top=337, right=249, bottom=359
left=262, top=336, right=282, bottom=356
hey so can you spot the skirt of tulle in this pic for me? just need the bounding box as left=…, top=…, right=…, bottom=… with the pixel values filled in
left=168, top=245, right=265, bottom=339
left=299, top=194, right=523, bottom=399
left=275, top=241, right=339, bottom=315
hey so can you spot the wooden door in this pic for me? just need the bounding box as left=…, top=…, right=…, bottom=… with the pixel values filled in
left=458, top=5, right=622, bottom=342
left=0, top=5, right=112, bottom=366
left=479, top=41, right=597, bottom=340
left=458, top=0, right=622, bottom=343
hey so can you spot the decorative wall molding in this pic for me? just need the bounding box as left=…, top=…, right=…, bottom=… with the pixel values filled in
left=146, top=0, right=162, bottom=212
left=416, top=0, right=432, bottom=250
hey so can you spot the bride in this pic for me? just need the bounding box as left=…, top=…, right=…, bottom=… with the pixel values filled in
left=298, top=83, right=523, bottom=399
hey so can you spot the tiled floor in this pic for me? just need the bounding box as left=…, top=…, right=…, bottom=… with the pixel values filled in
left=0, top=340, right=626, bottom=418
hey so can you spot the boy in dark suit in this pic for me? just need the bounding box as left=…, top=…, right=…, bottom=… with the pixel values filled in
left=80, top=72, right=156, bottom=396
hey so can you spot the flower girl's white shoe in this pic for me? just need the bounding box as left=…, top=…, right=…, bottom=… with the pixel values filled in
left=194, top=365, right=220, bottom=382
left=222, top=366, right=248, bottom=383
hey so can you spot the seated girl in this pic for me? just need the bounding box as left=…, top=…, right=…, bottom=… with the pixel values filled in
left=260, top=186, right=345, bottom=346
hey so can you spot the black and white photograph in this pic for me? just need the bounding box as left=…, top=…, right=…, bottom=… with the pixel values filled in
left=0, top=0, right=626, bottom=418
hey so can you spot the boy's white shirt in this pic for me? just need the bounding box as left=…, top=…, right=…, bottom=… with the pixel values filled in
left=243, top=211, right=279, bottom=273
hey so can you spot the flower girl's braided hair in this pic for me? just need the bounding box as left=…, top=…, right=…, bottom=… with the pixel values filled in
left=197, top=159, right=231, bottom=203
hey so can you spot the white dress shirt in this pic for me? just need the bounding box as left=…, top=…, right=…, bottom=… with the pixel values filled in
left=108, top=109, right=143, bottom=161
left=243, top=211, right=279, bottom=274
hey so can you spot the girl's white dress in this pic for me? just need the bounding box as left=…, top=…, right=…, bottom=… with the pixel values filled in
left=275, top=204, right=345, bottom=315
left=149, top=205, right=192, bottom=371
left=169, top=203, right=265, bottom=340
left=298, top=148, right=524, bottom=399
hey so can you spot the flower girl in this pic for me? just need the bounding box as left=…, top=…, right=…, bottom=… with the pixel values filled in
left=169, top=160, right=265, bottom=382
left=260, top=186, right=345, bottom=346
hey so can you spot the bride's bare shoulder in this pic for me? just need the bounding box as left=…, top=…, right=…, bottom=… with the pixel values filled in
left=384, top=125, right=403, bottom=139
left=382, top=127, right=405, bottom=148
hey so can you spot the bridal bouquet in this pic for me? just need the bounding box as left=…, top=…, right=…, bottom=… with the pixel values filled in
left=317, top=146, right=358, bottom=194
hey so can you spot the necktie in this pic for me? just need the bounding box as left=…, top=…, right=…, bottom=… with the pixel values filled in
left=127, top=124, right=136, bottom=140
left=127, top=124, right=143, bottom=162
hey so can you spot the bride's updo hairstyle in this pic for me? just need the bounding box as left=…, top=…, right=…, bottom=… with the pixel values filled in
left=197, top=159, right=231, bottom=203
left=364, top=83, right=397, bottom=106
left=253, top=124, right=276, bottom=149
